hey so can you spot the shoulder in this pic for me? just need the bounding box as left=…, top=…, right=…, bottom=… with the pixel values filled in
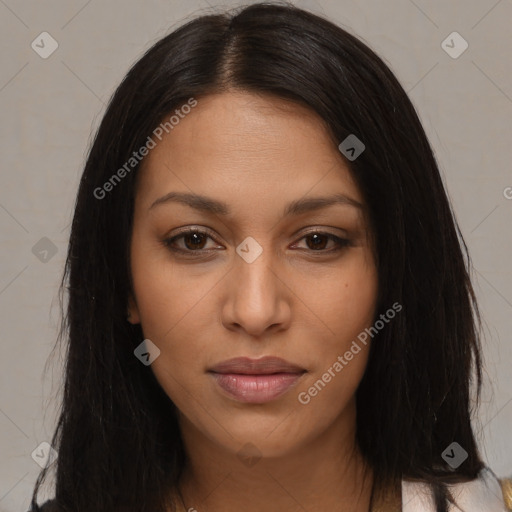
left=27, top=475, right=512, bottom=511
left=402, top=468, right=512, bottom=511
left=26, top=499, right=58, bottom=512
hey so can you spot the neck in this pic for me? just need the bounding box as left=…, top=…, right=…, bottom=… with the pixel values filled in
left=174, top=405, right=374, bottom=512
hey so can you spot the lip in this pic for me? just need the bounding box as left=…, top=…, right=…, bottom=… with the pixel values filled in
left=208, top=357, right=306, bottom=403
left=210, top=373, right=305, bottom=403
left=209, top=356, right=305, bottom=375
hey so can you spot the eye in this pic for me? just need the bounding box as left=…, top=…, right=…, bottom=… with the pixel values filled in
left=162, top=228, right=351, bottom=257
left=292, top=231, right=351, bottom=253
left=162, top=228, right=222, bottom=254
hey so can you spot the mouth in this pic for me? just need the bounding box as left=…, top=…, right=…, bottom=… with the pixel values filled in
left=208, top=356, right=306, bottom=403
left=208, top=356, right=305, bottom=375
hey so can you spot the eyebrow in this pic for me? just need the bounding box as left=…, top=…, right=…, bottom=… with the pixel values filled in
left=149, top=192, right=363, bottom=216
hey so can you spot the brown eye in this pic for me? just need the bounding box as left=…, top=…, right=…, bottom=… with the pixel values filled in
left=163, top=229, right=350, bottom=258
left=296, top=232, right=350, bottom=252
left=182, top=232, right=208, bottom=250
left=163, top=229, right=221, bottom=254
left=305, top=233, right=329, bottom=250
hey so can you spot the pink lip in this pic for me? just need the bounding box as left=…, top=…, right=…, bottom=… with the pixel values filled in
left=210, top=372, right=305, bottom=403
left=209, top=356, right=305, bottom=375
left=208, top=356, right=306, bottom=403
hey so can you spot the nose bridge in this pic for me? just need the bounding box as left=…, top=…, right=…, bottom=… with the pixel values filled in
left=235, top=236, right=278, bottom=309
left=224, top=235, right=289, bottom=334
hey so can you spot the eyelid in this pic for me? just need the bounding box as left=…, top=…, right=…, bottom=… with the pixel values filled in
left=166, top=225, right=349, bottom=241
left=297, top=226, right=349, bottom=238
left=162, top=226, right=351, bottom=256
left=168, top=225, right=218, bottom=239
left=162, top=226, right=222, bottom=251
left=290, top=230, right=350, bottom=252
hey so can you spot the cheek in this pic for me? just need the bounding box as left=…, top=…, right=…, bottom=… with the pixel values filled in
left=130, top=237, right=206, bottom=341
left=132, top=271, right=209, bottom=385
left=294, top=353, right=367, bottom=442
left=295, top=252, right=377, bottom=402
left=129, top=238, right=217, bottom=397
left=306, top=251, right=378, bottom=347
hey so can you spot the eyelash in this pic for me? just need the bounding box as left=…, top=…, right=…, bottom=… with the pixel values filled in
left=162, top=228, right=351, bottom=257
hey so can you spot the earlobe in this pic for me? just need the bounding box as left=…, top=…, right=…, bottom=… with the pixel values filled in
left=127, top=294, right=141, bottom=324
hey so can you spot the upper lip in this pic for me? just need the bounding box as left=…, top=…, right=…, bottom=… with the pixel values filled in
left=209, top=356, right=305, bottom=375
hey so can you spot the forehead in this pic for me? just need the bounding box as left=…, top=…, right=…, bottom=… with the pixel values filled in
left=135, top=91, right=364, bottom=213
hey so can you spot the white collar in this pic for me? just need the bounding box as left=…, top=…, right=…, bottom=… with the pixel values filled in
left=402, top=468, right=508, bottom=511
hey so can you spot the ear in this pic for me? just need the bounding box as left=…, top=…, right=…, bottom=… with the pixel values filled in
left=127, top=293, right=141, bottom=324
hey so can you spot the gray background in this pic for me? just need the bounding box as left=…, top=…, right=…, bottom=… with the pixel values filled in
left=0, top=0, right=511, bottom=510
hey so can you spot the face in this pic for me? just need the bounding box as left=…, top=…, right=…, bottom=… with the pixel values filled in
left=128, top=90, right=378, bottom=459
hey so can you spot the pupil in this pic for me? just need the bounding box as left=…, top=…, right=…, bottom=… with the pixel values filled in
left=185, top=233, right=205, bottom=249
left=182, top=233, right=329, bottom=251
left=308, top=234, right=326, bottom=250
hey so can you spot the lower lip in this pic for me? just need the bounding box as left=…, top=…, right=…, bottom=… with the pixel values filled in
left=210, top=372, right=305, bottom=403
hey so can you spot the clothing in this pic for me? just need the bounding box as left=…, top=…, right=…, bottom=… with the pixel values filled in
left=27, top=501, right=58, bottom=512
left=401, top=468, right=511, bottom=512
left=28, top=468, right=512, bottom=511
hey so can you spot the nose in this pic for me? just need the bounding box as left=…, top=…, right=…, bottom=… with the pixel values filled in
left=221, top=244, right=292, bottom=338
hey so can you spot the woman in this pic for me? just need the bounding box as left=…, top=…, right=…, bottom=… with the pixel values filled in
left=28, top=2, right=511, bottom=511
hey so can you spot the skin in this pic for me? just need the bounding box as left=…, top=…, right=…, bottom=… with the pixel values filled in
left=128, top=91, right=379, bottom=512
